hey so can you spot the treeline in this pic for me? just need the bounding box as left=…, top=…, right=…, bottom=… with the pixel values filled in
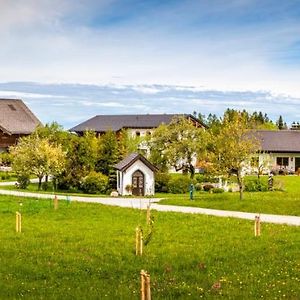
left=8, top=123, right=141, bottom=193
left=194, top=109, right=288, bottom=131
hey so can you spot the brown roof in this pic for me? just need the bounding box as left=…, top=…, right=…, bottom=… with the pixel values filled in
left=70, top=114, right=206, bottom=133
left=0, top=99, right=42, bottom=134
left=257, top=130, right=300, bottom=153
left=115, top=152, right=158, bottom=172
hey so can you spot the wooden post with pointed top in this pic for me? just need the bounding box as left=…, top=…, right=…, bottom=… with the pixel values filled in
left=16, top=212, right=21, bottom=233
left=54, top=195, right=58, bottom=210
left=140, top=270, right=151, bottom=300
left=254, top=214, right=261, bottom=236
left=136, top=227, right=143, bottom=256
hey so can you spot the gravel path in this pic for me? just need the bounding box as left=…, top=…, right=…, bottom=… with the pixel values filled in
left=0, top=189, right=299, bottom=226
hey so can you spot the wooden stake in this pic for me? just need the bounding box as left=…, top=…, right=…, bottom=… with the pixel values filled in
left=16, top=212, right=21, bottom=233
left=140, top=270, right=151, bottom=300
left=140, top=270, right=145, bottom=300
left=254, top=215, right=261, bottom=236
left=54, top=195, right=58, bottom=210
left=136, top=227, right=143, bottom=256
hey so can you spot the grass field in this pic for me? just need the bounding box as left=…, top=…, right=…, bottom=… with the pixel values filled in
left=158, top=176, right=300, bottom=216
left=0, top=195, right=299, bottom=299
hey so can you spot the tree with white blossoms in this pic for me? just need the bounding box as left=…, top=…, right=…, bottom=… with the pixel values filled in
left=148, top=116, right=207, bottom=178
left=10, top=134, right=66, bottom=190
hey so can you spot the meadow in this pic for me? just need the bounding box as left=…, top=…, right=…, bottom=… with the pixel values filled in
left=0, top=194, right=299, bottom=299
left=158, top=175, right=300, bottom=216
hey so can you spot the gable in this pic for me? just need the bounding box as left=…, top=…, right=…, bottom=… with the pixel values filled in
left=115, top=152, right=158, bottom=172
left=0, top=99, right=42, bottom=135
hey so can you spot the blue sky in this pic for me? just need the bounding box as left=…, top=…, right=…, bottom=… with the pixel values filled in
left=0, top=0, right=300, bottom=128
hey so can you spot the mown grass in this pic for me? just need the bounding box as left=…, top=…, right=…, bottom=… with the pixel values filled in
left=158, top=175, right=300, bottom=216
left=0, top=183, right=109, bottom=198
left=0, top=195, right=299, bottom=299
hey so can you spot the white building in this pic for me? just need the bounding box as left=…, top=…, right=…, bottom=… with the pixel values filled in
left=256, top=130, right=300, bottom=174
left=115, top=153, right=158, bottom=196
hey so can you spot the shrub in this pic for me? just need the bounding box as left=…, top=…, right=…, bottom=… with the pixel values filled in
left=125, top=184, right=132, bottom=193
left=195, top=174, right=219, bottom=183
left=0, top=152, right=12, bottom=166
left=203, top=184, right=214, bottom=192
left=42, top=181, right=49, bottom=191
left=17, top=174, right=30, bottom=189
left=212, top=187, right=224, bottom=193
left=81, top=171, right=108, bottom=194
left=155, top=172, right=171, bottom=193
left=244, top=179, right=268, bottom=192
left=168, top=176, right=195, bottom=194
left=194, top=182, right=202, bottom=191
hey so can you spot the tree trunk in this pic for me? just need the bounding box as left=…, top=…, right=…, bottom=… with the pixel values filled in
left=237, top=170, right=244, bottom=200
left=38, top=176, right=42, bottom=190
left=189, top=164, right=195, bottom=179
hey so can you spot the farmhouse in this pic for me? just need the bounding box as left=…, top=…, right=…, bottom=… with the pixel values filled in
left=115, top=152, right=158, bottom=196
left=69, top=113, right=205, bottom=137
left=0, top=99, right=42, bottom=152
left=256, top=130, right=300, bottom=173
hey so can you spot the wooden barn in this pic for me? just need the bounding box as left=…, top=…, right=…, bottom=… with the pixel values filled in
left=0, top=99, right=42, bottom=152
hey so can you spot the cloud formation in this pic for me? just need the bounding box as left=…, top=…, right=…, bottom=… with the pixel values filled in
left=0, top=82, right=299, bottom=128
left=0, top=0, right=299, bottom=98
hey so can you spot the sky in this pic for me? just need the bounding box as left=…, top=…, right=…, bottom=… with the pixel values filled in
left=0, top=0, right=300, bottom=128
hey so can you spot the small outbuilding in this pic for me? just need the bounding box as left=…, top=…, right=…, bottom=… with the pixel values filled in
left=115, top=153, right=158, bottom=196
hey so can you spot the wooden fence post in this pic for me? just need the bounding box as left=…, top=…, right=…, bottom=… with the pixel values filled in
left=254, top=214, right=261, bottom=236
left=16, top=212, right=21, bottom=233
left=136, top=227, right=143, bottom=256
left=140, top=270, right=151, bottom=300
left=54, top=195, right=58, bottom=210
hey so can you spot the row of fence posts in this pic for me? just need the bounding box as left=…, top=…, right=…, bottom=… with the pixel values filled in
left=14, top=198, right=261, bottom=300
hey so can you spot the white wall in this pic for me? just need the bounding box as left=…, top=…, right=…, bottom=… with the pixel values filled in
left=258, top=153, right=300, bottom=172
left=117, top=160, right=155, bottom=196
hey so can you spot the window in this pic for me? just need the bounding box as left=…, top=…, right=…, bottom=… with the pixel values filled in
left=146, top=131, right=151, bottom=136
left=135, top=131, right=140, bottom=137
left=276, top=157, right=289, bottom=166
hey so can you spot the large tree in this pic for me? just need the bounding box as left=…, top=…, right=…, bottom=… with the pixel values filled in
left=148, top=116, right=207, bottom=178
left=208, top=113, right=260, bottom=200
left=10, top=134, right=66, bottom=190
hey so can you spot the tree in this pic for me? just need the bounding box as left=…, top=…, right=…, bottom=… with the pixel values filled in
left=208, top=113, right=260, bottom=200
left=277, top=115, right=284, bottom=130
left=57, top=131, right=98, bottom=190
left=148, top=116, right=207, bottom=178
left=10, top=134, right=66, bottom=190
left=96, top=130, right=119, bottom=188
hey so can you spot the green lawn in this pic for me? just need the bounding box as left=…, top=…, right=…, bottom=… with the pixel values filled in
left=158, top=175, right=300, bottom=216
left=0, top=195, right=299, bottom=299
left=0, top=182, right=109, bottom=198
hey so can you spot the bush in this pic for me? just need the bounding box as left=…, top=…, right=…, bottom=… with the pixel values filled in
left=0, top=152, right=12, bottom=166
left=17, top=174, right=30, bottom=189
left=212, top=187, right=224, bottom=193
left=194, top=182, right=202, bottom=191
left=42, top=181, right=49, bottom=191
left=81, top=171, right=109, bottom=194
left=244, top=179, right=268, bottom=192
left=203, top=184, right=214, bottom=192
left=168, top=176, right=195, bottom=194
left=155, top=172, right=171, bottom=193
left=195, top=174, right=219, bottom=183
